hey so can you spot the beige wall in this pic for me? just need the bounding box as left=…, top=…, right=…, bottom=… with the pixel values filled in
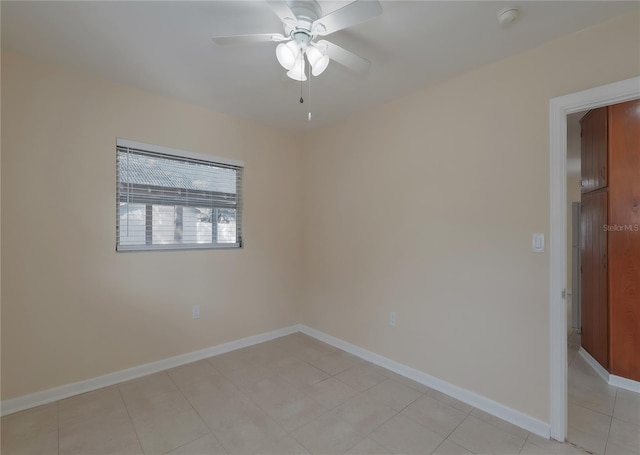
left=300, top=12, right=639, bottom=422
left=1, top=52, right=302, bottom=400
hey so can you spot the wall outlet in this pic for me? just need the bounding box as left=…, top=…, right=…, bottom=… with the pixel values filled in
left=192, top=305, right=200, bottom=320
left=389, top=311, right=397, bottom=327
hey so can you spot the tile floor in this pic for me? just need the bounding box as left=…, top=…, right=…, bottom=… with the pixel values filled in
left=0, top=332, right=634, bottom=454
left=566, top=330, right=640, bottom=455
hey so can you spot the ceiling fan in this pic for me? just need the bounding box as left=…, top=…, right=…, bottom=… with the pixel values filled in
left=211, top=0, right=382, bottom=81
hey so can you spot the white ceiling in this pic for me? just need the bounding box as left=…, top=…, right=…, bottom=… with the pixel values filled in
left=2, top=1, right=637, bottom=134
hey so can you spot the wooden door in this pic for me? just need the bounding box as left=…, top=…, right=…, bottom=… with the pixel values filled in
left=581, top=189, right=609, bottom=368
left=581, top=107, right=608, bottom=193
left=608, top=99, right=640, bottom=381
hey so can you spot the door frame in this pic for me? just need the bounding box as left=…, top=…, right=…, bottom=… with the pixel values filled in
left=548, top=76, right=639, bottom=441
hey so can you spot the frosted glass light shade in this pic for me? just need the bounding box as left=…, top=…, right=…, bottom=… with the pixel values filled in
left=286, top=57, right=307, bottom=81
left=276, top=41, right=299, bottom=70
left=306, top=46, right=330, bottom=76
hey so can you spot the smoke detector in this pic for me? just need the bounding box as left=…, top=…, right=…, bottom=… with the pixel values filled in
left=498, top=8, right=520, bottom=25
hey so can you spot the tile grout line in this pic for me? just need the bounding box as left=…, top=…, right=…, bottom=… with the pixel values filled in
left=249, top=339, right=396, bottom=452
left=467, top=407, right=531, bottom=443
left=426, top=433, right=453, bottom=454
left=266, top=343, right=364, bottom=453
left=341, top=432, right=370, bottom=455
left=288, top=371, right=408, bottom=452
left=394, top=391, right=424, bottom=415
left=521, top=432, right=547, bottom=455
left=8, top=334, right=617, bottom=455
left=206, top=342, right=357, bottom=451
left=566, top=403, right=613, bottom=454
left=567, top=337, right=623, bottom=455
left=115, top=384, right=146, bottom=455
left=285, top=336, right=431, bottom=409
left=431, top=436, right=478, bottom=455
left=204, top=342, right=333, bottom=443
left=602, top=387, right=618, bottom=455
left=434, top=410, right=478, bottom=455
left=287, top=428, right=316, bottom=455
left=521, top=432, right=577, bottom=455
left=374, top=386, right=476, bottom=455
left=282, top=337, right=488, bottom=455
left=165, top=368, right=231, bottom=454
left=527, top=426, right=603, bottom=455
left=272, top=349, right=383, bottom=432
left=570, top=401, right=616, bottom=420
left=203, top=358, right=297, bottom=448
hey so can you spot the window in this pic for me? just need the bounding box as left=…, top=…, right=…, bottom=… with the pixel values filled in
left=116, top=139, right=243, bottom=251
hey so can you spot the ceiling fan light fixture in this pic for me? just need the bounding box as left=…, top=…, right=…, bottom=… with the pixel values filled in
left=212, top=0, right=382, bottom=88
left=286, top=57, right=307, bottom=81
left=276, top=40, right=299, bottom=70
left=306, top=46, right=330, bottom=76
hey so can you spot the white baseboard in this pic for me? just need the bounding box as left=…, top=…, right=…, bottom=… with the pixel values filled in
left=578, top=347, right=610, bottom=383
left=577, top=348, right=640, bottom=394
left=609, top=375, right=640, bottom=393
left=298, top=325, right=551, bottom=439
left=0, top=325, right=300, bottom=417
left=2, top=322, right=563, bottom=440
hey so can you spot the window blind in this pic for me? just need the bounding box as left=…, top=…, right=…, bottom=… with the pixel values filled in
left=116, top=139, right=243, bottom=251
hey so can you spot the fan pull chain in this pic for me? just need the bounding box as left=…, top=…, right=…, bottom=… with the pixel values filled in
left=299, top=56, right=304, bottom=104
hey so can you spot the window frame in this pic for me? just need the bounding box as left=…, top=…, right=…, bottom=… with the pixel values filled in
left=116, top=138, right=244, bottom=252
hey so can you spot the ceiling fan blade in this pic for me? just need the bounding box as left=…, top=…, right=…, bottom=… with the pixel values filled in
left=266, top=0, right=298, bottom=27
left=316, top=40, right=371, bottom=74
left=313, top=0, right=382, bottom=36
left=212, top=33, right=288, bottom=45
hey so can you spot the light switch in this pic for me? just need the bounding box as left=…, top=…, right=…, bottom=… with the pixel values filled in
left=532, top=233, right=545, bottom=253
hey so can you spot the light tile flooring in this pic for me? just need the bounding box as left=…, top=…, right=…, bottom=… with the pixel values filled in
left=566, top=330, right=640, bottom=455
left=0, top=332, right=635, bottom=454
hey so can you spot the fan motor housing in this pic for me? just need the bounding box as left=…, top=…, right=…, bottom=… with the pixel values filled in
left=288, top=0, right=322, bottom=31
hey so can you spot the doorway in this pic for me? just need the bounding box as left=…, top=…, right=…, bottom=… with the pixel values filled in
left=563, top=107, right=640, bottom=454
left=548, top=76, right=639, bottom=442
